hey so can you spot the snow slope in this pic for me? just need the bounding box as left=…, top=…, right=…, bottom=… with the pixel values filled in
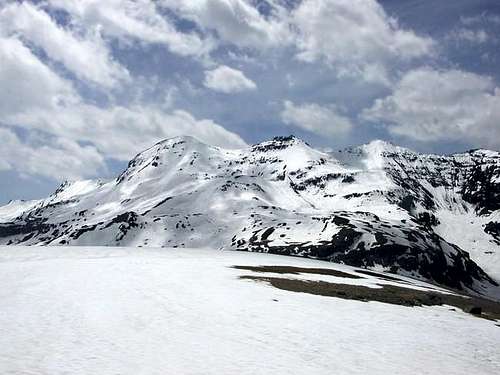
left=1, top=136, right=499, bottom=298
left=0, top=246, right=499, bottom=375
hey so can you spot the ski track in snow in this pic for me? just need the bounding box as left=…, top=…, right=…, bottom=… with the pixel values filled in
left=0, top=246, right=499, bottom=375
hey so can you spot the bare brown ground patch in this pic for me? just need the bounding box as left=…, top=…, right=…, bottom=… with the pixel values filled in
left=239, top=274, right=500, bottom=321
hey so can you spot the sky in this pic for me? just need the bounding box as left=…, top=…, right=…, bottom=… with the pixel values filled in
left=1, top=0, right=500, bottom=204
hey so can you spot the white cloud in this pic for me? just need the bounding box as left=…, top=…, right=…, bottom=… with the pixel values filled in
left=0, top=36, right=76, bottom=117
left=281, top=100, right=353, bottom=137
left=3, top=0, right=497, bottom=187
left=0, top=128, right=105, bottom=180
left=0, top=32, right=246, bottom=181
left=5, top=99, right=247, bottom=165
left=460, top=14, right=500, bottom=26
left=160, top=0, right=290, bottom=49
left=291, top=0, right=434, bottom=83
left=2, top=102, right=247, bottom=179
left=33, top=104, right=248, bottom=159
left=37, top=0, right=436, bottom=88
left=363, top=67, right=500, bottom=148
left=0, top=2, right=129, bottom=88
left=204, top=65, right=257, bottom=93
left=447, top=28, right=490, bottom=44
left=160, top=0, right=434, bottom=86
left=48, top=0, right=214, bottom=57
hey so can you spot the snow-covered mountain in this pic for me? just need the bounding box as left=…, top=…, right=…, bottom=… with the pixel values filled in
left=1, top=136, right=500, bottom=298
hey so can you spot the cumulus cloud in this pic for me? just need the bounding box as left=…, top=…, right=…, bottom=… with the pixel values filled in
left=0, top=128, right=105, bottom=180
left=47, top=0, right=214, bottom=57
left=0, top=2, right=129, bottom=88
left=363, top=67, right=500, bottom=148
left=291, top=0, right=434, bottom=83
left=203, top=65, right=257, bottom=93
left=281, top=100, right=353, bottom=137
left=160, top=0, right=290, bottom=49
left=1, top=100, right=247, bottom=179
left=0, top=36, right=76, bottom=118
left=0, top=30, right=246, bottom=180
left=160, top=0, right=434, bottom=85
left=9, top=104, right=247, bottom=161
left=1, top=0, right=498, bottom=194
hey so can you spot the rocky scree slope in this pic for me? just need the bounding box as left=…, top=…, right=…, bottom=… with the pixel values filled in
left=1, top=136, right=500, bottom=298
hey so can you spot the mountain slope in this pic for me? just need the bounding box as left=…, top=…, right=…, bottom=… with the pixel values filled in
left=1, top=136, right=499, bottom=298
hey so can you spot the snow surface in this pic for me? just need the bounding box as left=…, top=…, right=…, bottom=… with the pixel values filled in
left=0, top=246, right=499, bottom=375
left=435, top=208, right=500, bottom=279
left=0, top=199, right=40, bottom=223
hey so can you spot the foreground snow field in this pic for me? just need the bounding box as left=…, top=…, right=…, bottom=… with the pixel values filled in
left=0, top=246, right=499, bottom=375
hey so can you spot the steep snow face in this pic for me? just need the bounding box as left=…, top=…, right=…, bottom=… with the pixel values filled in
left=1, top=136, right=500, bottom=298
left=334, top=141, right=500, bottom=274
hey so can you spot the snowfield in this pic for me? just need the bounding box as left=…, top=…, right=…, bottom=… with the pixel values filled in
left=0, top=246, right=499, bottom=375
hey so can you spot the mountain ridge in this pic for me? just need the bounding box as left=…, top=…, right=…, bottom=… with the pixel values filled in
left=1, top=136, right=500, bottom=299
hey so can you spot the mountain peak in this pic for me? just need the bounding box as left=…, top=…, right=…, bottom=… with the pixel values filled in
left=251, top=135, right=311, bottom=153
left=462, top=148, right=500, bottom=158
left=152, top=135, right=208, bottom=149
left=362, top=139, right=414, bottom=155
left=272, top=135, right=302, bottom=143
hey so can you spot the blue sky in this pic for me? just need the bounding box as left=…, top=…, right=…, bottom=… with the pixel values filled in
left=1, top=0, right=500, bottom=204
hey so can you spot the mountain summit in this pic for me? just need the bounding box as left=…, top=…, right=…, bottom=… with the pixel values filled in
left=1, top=136, right=500, bottom=298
